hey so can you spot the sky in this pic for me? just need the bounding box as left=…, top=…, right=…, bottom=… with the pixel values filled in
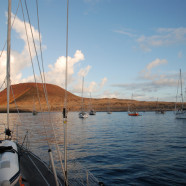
left=0, top=0, right=186, bottom=102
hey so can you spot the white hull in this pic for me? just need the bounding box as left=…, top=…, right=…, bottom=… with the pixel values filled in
left=175, top=111, right=186, bottom=119
left=79, top=112, right=88, bottom=118
left=0, top=140, right=20, bottom=185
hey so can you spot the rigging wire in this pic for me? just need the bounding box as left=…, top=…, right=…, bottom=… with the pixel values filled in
left=20, top=0, right=50, bottom=149
left=0, top=78, right=6, bottom=91
left=35, top=0, right=66, bottom=180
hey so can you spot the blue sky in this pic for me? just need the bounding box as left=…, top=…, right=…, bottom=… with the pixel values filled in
left=0, top=0, right=186, bottom=102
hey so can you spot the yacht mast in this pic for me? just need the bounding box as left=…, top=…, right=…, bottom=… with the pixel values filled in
left=63, top=0, right=69, bottom=185
left=180, top=69, right=184, bottom=109
left=81, top=76, right=84, bottom=112
left=7, top=0, right=12, bottom=132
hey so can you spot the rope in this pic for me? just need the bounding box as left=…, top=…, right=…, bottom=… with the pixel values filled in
left=22, top=0, right=66, bottom=180
left=20, top=0, right=51, bottom=149
left=0, top=78, right=6, bottom=91
left=35, top=0, right=66, bottom=180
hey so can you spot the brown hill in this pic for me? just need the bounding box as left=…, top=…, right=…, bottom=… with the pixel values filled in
left=0, top=82, right=176, bottom=112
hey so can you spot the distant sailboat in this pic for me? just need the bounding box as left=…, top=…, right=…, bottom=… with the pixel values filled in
left=175, top=69, right=186, bottom=119
left=128, top=94, right=139, bottom=116
left=32, top=96, right=38, bottom=115
left=107, top=98, right=112, bottom=114
left=89, top=92, right=96, bottom=115
left=79, top=77, right=88, bottom=118
left=155, top=98, right=165, bottom=114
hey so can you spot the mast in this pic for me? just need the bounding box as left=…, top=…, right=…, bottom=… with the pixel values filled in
left=180, top=69, right=184, bottom=109
left=81, top=76, right=84, bottom=112
left=63, top=0, right=69, bottom=185
left=7, top=0, right=12, bottom=133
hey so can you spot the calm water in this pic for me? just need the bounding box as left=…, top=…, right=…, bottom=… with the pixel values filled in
left=1, top=111, right=186, bottom=185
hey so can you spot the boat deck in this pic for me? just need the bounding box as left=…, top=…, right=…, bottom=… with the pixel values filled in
left=16, top=145, right=64, bottom=186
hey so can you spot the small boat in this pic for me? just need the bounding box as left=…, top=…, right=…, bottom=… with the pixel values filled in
left=79, top=77, right=88, bottom=118
left=128, top=94, right=140, bottom=116
left=79, top=111, right=89, bottom=118
left=155, top=98, right=165, bottom=114
left=128, top=111, right=139, bottom=116
left=89, top=109, right=96, bottom=115
left=107, top=99, right=112, bottom=114
left=89, top=93, right=96, bottom=115
left=0, top=140, right=20, bottom=186
left=32, top=110, right=38, bottom=115
left=155, top=109, right=165, bottom=114
left=32, top=96, right=38, bottom=115
left=175, top=69, right=186, bottom=119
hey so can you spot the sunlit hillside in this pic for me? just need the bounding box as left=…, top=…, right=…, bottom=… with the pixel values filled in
left=0, top=83, right=176, bottom=112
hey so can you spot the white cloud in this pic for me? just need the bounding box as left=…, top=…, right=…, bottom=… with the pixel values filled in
left=111, top=58, right=179, bottom=99
left=78, top=65, right=91, bottom=77
left=137, top=27, right=186, bottom=51
left=100, top=77, right=107, bottom=87
left=0, top=13, right=42, bottom=86
left=146, top=58, right=167, bottom=71
left=114, top=30, right=136, bottom=37
left=100, top=90, right=118, bottom=98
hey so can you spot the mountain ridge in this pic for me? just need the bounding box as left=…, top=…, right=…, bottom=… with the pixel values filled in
left=0, top=82, right=176, bottom=112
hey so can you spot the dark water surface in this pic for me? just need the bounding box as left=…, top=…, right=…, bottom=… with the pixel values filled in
left=1, top=111, right=186, bottom=185
left=67, top=111, right=186, bottom=185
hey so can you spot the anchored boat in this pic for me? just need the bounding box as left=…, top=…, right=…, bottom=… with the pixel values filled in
left=175, top=69, right=186, bottom=119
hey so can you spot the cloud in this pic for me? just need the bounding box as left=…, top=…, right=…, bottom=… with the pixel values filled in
left=111, top=58, right=179, bottom=98
left=100, top=77, right=107, bottom=87
left=78, top=65, right=91, bottom=77
left=146, top=58, right=167, bottom=71
left=114, top=30, right=136, bottom=37
left=0, top=13, right=42, bottom=85
left=21, top=50, right=85, bottom=87
left=112, top=77, right=178, bottom=93
left=137, top=27, right=186, bottom=51
left=100, top=90, right=119, bottom=98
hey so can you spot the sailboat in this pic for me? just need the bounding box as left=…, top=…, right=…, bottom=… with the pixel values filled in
left=79, top=76, right=88, bottom=118
left=0, top=1, right=65, bottom=185
left=107, top=98, right=112, bottom=114
left=32, top=96, right=38, bottom=115
left=155, top=98, right=165, bottom=114
left=128, top=94, right=139, bottom=116
left=89, top=92, right=96, bottom=115
left=0, top=0, right=20, bottom=184
left=175, top=69, right=186, bottom=119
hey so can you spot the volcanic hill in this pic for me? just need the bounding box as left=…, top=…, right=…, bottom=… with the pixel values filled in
left=0, top=83, right=176, bottom=112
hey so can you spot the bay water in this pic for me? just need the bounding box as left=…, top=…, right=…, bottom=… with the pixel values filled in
left=0, top=111, right=186, bottom=185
